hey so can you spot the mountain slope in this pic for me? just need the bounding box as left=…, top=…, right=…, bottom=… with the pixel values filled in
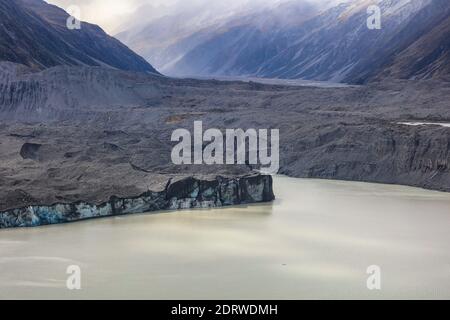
left=166, top=1, right=320, bottom=77
left=0, top=0, right=159, bottom=73
left=375, top=1, right=450, bottom=81
left=169, top=0, right=447, bottom=83
left=343, top=0, right=450, bottom=82
left=116, top=0, right=322, bottom=74
left=123, top=0, right=448, bottom=83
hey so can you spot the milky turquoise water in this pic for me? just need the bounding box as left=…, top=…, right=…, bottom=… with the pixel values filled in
left=1, top=176, right=450, bottom=299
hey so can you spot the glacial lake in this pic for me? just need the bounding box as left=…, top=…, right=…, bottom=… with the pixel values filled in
left=1, top=176, right=450, bottom=299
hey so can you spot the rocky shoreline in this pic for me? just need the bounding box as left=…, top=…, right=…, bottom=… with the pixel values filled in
left=0, top=174, right=274, bottom=229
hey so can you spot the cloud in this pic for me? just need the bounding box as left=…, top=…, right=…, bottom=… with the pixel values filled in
left=47, top=0, right=147, bottom=33
left=46, top=0, right=351, bottom=34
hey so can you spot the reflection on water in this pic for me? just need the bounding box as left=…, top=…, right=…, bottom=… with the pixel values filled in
left=1, top=176, right=450, bottom=299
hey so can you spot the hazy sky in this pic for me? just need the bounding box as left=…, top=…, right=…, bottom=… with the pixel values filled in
left=47, top=0, right=347, bottom=34
left=47, top=0, right=149, bottom=33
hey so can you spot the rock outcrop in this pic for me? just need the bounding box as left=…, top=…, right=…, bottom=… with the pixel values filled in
left=0, top=174, right=274, bottom=229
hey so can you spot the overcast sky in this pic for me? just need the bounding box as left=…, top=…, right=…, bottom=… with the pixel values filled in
left=46, top=0, right=348, bottom=34
left=47, top=0, right=149, bottom=33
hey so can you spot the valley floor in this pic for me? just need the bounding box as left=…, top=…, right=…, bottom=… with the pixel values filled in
left=1, top=63, right=450, bottom=217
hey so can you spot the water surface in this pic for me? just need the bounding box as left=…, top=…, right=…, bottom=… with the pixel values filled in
left=1, top=176, right=450, bottom=299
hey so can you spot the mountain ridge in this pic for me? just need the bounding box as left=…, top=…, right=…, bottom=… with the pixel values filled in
left=117, top=0, right=449, bottom=83
left=0, top=0, right=159, bottom=74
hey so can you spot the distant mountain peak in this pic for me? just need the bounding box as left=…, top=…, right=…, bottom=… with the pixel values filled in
left=0, top=0, right=160, bottom=74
